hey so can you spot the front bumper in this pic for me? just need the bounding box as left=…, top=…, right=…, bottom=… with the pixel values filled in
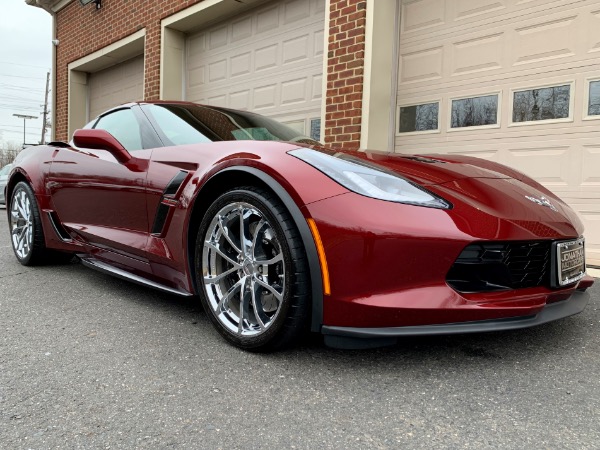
left=322, top=289, right=590, bottom=349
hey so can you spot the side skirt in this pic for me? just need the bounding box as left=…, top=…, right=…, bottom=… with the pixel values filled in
left=79, top=257, right=193, bottom=297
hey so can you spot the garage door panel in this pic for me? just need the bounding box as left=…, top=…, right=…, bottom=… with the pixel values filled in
left=88, top=55, right=144, bottom=120
left=398, top=2, right=600, bottom=96
left=582, top=145, right=600, bottom=187
left=185, top=0, right=324, bottom=127
left=399, top=46, right=443, bottom=84
left=503, top=146, right=571, bottom=189
left=283, top=0, right=311, bottom=23
left=401, top=0, right=446, bottom=34
left=451, top=33, right=503, bottom=76
left=452, top=0, right=507, bottom=21
left=587, top=10, right=600, bottom=53
left=512, top=15, right=577, bottom=66
left=566, top=204, right=600, bottom=266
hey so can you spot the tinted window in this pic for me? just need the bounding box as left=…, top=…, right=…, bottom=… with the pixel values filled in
left=512, top=85, right=570, bottom=122
left=145, top=105, right=211, bottom=145
left=399, top=103, right=439, bottom=133
left=141, top=104, right=318, bottom=146
left=451, top=94, right=498, bottom=128
left=94, top=108, right=143, bottom=151
left=588, top=80, right=600, bottom=116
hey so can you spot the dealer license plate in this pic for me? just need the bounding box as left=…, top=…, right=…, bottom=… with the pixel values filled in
left=556, top=238, right=585, bottom=286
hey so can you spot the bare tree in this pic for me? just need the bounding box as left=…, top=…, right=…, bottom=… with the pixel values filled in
left=451, top=95, right=498, bottom=128
left=0, top=142, right=23, bottom=168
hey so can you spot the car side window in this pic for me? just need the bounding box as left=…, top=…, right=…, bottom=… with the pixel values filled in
left=94, top=108, right=143, bottom=151
left=143, top=104, right=212, bottom=146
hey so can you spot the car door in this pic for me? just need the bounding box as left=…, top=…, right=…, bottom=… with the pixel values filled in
left=48, top=106, right=158, bottom=262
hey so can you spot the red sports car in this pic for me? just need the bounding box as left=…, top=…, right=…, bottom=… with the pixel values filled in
left=5, top=102, right=594, bottom=351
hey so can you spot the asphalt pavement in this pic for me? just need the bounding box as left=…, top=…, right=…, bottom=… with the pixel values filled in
left=0, top=206, right=599, bottom=449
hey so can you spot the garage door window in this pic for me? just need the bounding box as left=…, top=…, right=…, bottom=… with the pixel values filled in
left=451, top=94, right=499, bottom=129
left=398, top=102, right=439, bottom=133
left=588, top=80, right=600, bottom=116
left=512, top=85, right=571, bottom=123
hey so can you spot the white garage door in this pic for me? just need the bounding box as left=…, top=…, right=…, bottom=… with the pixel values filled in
left=395, top=0, right=600, bottom=266
left=88, top=55, right=144, bottom=120
left=185, top=0, right=325, bottom=140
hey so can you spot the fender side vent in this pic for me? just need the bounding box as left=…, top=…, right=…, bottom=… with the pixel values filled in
left=151, top=204, right=170, bottom=235
left=151, top=170, right=189, bottom=236
left=46, top=211, right=72, bottom=242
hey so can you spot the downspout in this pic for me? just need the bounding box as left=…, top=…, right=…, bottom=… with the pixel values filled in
left=25, top=0, right=57, bottom=142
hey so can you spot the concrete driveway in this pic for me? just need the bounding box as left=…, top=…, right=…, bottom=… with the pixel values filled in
left=0, top=205, right=599, bottom=449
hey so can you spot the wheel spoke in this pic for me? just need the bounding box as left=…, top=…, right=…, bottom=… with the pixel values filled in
left=18, top=226, right=27, bottom=241
left=239, top=207, right=246, bottom=256
left=216, top=278, right=244, bottom=313
left=17, top=233, right=25, bottom=253
left=251, top=280, right=267, bottom=330
left=238, top=280, right=250, bottom=334
left=250, top=219, right=266, bottom=259
left=16, top=202, right=27, bottom=220
left=204, top=241, right=240, bottom=268
left=11, top=225, right=25, bottom=236
left=204, top=266, right=238, bottom=285
left=217, top=216, right=242, bottom=256
left=254, top=276, right=283, bottom=302
left=256, top=252, right=283, bottom=267
left=24, top=197, right=31, bottom=221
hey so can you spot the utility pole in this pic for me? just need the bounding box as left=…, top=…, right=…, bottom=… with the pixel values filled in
left=41, top=71, right=50, bottom=145
left=12, top=114, right=37, bottom=148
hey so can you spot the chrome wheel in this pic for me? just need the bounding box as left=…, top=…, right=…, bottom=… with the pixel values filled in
left=10, top=188, right=33, bottom=260
left=202, top=202, right=286, bottom=337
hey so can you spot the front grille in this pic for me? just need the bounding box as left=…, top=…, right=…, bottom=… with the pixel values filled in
left=446, top=241, right=551, bottom=292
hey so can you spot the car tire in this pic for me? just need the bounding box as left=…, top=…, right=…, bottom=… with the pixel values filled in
left=196, top=186, right=310, bottom=351
left=9, top=181, right=73, bottom=266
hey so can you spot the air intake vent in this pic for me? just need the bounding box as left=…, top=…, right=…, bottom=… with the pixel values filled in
left=446, top=241, right=551, bottom=292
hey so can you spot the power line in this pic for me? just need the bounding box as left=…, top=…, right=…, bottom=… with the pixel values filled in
left=0, top=73, right=47, bottom=80
left=0, top=96, right=43, bottom=103
left=0, top=125, right=42, bottom=129
left=0, top=87, right=44, bottom=94
left=0, top=61, right=49, bottom=69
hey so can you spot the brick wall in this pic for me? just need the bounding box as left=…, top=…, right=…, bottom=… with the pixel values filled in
left=53, top=0, right=368, bottom=147
left=323, top=0, right=367, bottom=149
left=54, top=0, right=201, bottom=141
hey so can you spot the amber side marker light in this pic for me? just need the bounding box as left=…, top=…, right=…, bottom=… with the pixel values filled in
left=306, top=218, right=331, bottom=296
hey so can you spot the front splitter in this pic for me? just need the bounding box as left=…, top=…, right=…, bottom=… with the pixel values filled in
left=322, top=289, right=590, bottom=349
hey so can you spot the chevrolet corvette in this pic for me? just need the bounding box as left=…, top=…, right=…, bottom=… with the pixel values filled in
left=5, top=102, right=594, bottom=351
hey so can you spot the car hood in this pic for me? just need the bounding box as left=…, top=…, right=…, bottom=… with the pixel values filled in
left=323, top=149, right=522, bottom=186
left=299, top=146, right=582, bottom=235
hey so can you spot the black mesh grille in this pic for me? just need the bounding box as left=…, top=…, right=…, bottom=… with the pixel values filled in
left=446, top=241, right=551, bottom=292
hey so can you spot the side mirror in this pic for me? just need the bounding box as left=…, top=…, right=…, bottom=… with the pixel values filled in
left=72, top=129, right=131, bottom=163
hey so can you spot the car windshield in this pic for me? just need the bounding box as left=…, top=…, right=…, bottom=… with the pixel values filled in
left=0, top=164, right=12, bottom=176
left=141, top=103, right=320, bottom=147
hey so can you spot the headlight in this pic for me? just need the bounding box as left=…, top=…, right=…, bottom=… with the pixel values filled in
left=289, top=148, right=451, bottom=209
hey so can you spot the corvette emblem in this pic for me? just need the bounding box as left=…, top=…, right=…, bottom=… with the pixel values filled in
left=525, top=195, right=558, bottom=212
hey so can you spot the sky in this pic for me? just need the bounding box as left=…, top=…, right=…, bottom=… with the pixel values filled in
left=0, top=0, right=52, bottom=147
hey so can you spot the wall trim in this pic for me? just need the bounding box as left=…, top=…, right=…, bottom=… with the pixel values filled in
left=360, top=0, right=397, bottom=151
